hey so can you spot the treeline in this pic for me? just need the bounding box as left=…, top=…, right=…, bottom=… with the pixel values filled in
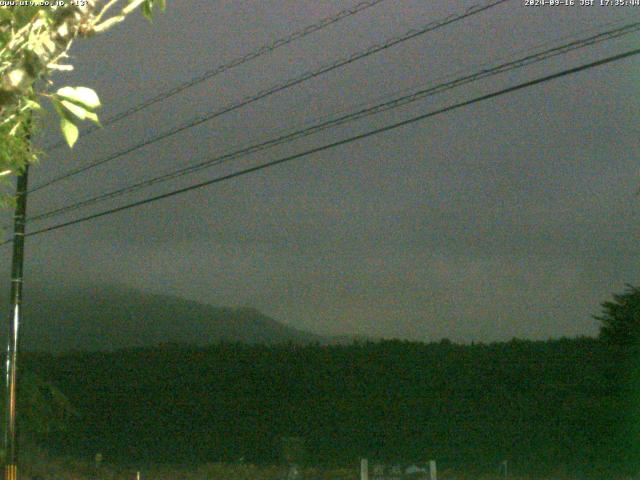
left=21, top=338, right=640, bottom=477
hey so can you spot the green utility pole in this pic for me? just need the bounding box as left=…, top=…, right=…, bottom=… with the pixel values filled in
left=4, top=163, right=29, bottom=480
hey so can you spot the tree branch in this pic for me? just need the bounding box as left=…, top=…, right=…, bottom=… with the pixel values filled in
left=93, top=0, right=146, bottom=33
left=93, top=0, right=123, bottom=24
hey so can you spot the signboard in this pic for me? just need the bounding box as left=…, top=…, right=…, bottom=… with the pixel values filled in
left=370, top=463, right=430, bottom=480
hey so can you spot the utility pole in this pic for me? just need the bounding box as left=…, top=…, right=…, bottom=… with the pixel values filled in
left=4, top=163, right=29, bottom=480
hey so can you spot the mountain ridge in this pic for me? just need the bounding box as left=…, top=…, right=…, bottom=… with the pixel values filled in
left=0, top=283, right=328, bottom=352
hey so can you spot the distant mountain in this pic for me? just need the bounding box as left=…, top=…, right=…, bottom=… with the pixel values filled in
left=0, top=284, right=325, bottom=352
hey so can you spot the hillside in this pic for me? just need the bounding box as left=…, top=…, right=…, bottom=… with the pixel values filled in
left=0, top=284, right=324, bottom=352
left=24, top=338, right=639, bottom=477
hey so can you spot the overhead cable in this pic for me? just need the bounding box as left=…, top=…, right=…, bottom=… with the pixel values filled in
left=15, top=46, right=640, bottom=242
left=30, top=0, right=511, bottom=193
left=43, top=0, right=391, bottom=151
left=29, top=21, right=640, bottom=223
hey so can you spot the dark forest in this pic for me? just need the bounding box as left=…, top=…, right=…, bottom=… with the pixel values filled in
left=21, top=337, right=640, bottom=478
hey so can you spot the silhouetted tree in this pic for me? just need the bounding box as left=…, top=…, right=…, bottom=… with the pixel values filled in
left=0, top=372, right=76, bottom=461
left=595, top=284, right=640, bottom=345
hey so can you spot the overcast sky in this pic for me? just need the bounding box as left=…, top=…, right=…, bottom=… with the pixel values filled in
left=1, top=0, right=638, bottom=343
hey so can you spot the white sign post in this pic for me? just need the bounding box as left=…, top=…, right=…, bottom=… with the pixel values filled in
left=361, top=458, right=369, bottom=480
left=429, top=460, right=437, bottom=480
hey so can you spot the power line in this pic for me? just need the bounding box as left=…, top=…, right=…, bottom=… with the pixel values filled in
left=43, top=0, right=390, bottom=152
left=28, top=21, right=640, bottom=224
left=15, top=46, right=640, bottom=243
left=29, top=0, right=511, bottom=194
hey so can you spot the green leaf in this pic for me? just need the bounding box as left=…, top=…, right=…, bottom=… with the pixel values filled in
left=51, top=98, right=65, bottom=116
left=53, top=98, right=100, bottom=126
left=60, top=100, right=89, bottom=121
left=60, top=117, right=78, bottom=148
left=23, top=99, right=41, bottom=111
left=84, top=110, right=101, bottom=126
left=0, top=9, right=13, bottom=24
left=157, top=0, right=166, bottom=12
left=51, top=98, right=73, bottom=123
left=12, top=6, right=40, bottom=29
left=142, top=0, right=153, bottom=21
left=56, top=86, right=101, bottom=110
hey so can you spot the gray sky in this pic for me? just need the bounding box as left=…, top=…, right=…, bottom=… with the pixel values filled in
left=2, top=0, right=638, bottom=343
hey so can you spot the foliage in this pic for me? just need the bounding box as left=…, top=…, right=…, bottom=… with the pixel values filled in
left=23, top=338, right=636, bottom=478
left=16, top=372, right=77, bottom=437
left=595, top=284, right=640, bottom=345
left=0, top=371, right=76, bottom=461
left=0, top=0, right=165, bottom=187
